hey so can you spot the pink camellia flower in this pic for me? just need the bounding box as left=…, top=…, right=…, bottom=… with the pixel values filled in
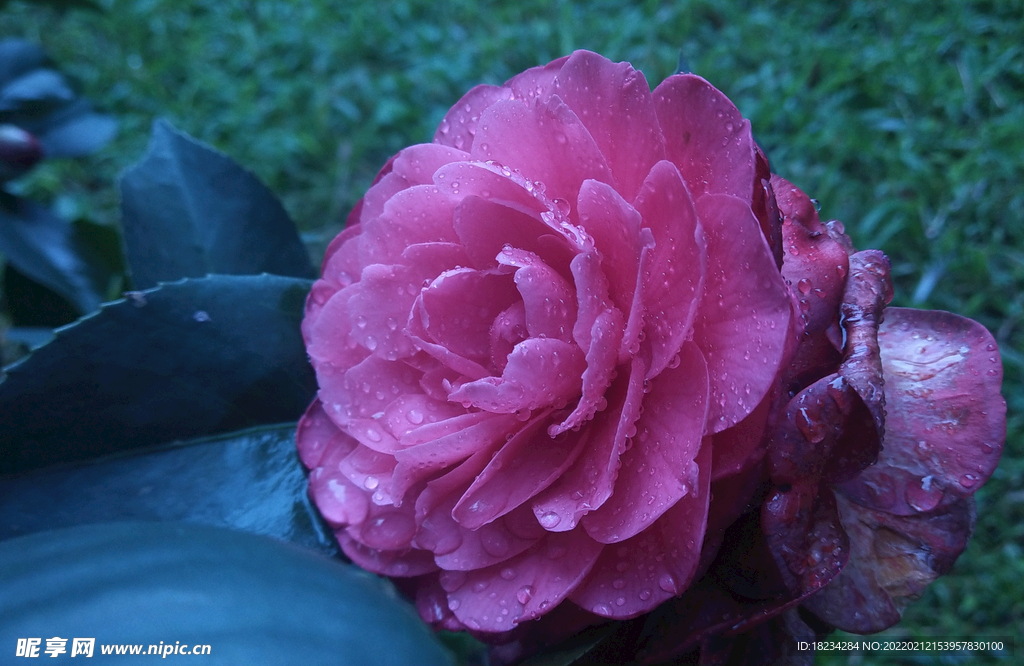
left=298, top=51, right=1005, bottom=663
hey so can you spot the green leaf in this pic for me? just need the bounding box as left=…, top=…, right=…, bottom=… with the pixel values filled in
left=0, top=522, right=454, bottom=666
left=120, top=120, right=314, bottom=290
left=0, top=274, right=317, bottom=474
left=0, top=423, right=337, bottom=556
left=0, top=191, right=109, bottom=316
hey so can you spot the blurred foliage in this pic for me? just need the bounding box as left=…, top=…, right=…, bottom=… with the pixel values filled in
left=0, top=0, right=1021, bottom=663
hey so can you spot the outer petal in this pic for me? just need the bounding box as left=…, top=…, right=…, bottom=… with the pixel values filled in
left=582, top=341, right=710, bottom=543
left=471, top=95, right=613, bottom=208
left=505, top=55, right=569, bottom=102
left=551, top=51, right=667, bottom=201
left=837, top=308, right=1005, bottom=515
left=337, top=532, right=439, bottom=577
left=359, top=184, right=460, bottom=266
left=296, top=398, right=337, bottom=469
left=569, top=440, right=711, bottom=619
left=652, top=74, right=756, bottom=201
left=773, top=174, right=849, bottom=338
left=803, top=492, right=975, bottom=633
left=360, top=143, right=470, bottom=224
left=634, top=160, right=705, bottom=379
left=439, top=529, right=603, bottom=632
left=693, top=194, right=791, bottom=433
left=434, top=84, right=514, bottom=152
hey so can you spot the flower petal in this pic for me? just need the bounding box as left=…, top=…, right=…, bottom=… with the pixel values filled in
left=583, top=341, right=710, bottom=543
left=471, top=95, right=613, bottom=208
left=552, top=51, right=667, bottom=201
left=359, top=184, right=460, bottom=265
left=434, top=84, right=514, bottom=152
left=296, top=398, right=337, bottom=469
left=418, top=267, right=520, bottom=361
left=802, top=493, right=975, bottom=633
left=392, top=412, right=518, bottom=499
left=653, top=74, right=756, bottom=201
left=497, top=246, right=577, bottom=342
left=449, top=338, right=585, bottom=414
left=575, top=179, right=642, bottom=315
left=774, top=175, right=850, bottom=338
left=453, top=412, right=588, bottom=530
left=532, top=355, right=644, bottom=531
left=634, top=160, right=706, bottom=378
left=569, top=439, right=711, bottom=619
left=439, top=529, right=603, bottom=632
left=837, top=308, right=1005, bottom=515
left=693, top=194, right=791, bottom=433
left=337, top=531, right=439, bottom=577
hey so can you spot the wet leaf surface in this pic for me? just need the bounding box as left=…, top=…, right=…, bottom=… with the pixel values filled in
left=120, top=119, right=314, bottom=289
left=0, top=274, right=316, bottom=473
left=0, top=423, right=337, bottom=556
left=0, top=521, right=454, bottom=666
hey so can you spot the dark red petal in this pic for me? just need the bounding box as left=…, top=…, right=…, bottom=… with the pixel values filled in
left=693, top=194, right=791, bottom=433
left=652, top=74, right=756, bottom=201
left=752, top=146, right=783, bottom=269
left=434, top=84, right=514, bottom=152
left=837, top=308, right=1006, bottom=515
left=802, top=492, right=975, bottom=633
left=634, top=160, right=705, bottom=378
left=569, top=440, right=711, bottom=619
left=773, top=174, right=850, bottom=339
left=552, top=51, right=667, bottom=201
left=582, top=342, right=709, bottom=543
left=440, top=529, right=603, bottom=632
left=836, top=250, right=892, bottom=440
left=471, top=95, right=613, bottom=208
left=761, top=485, right=849, bottom=598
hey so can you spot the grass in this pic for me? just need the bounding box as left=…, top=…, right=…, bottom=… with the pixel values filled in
left=2, top=0, right=1021, bottom=663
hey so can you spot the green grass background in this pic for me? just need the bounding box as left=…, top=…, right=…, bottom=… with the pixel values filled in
left=2, top=0, right=1021, bottom=663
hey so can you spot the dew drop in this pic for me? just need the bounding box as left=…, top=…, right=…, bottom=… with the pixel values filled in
left=538, top=511, right=562, bottom=529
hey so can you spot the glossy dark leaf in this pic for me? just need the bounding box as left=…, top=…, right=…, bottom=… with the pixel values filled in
left=0, top=423, right=337, bottom=556
left=0, top=191, right=108, bottom=315
left=120, top=119, right=314, bottom=289
left=0, top=522, right=454, bottom=666
left=0, top=274, right=317, bottom=473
